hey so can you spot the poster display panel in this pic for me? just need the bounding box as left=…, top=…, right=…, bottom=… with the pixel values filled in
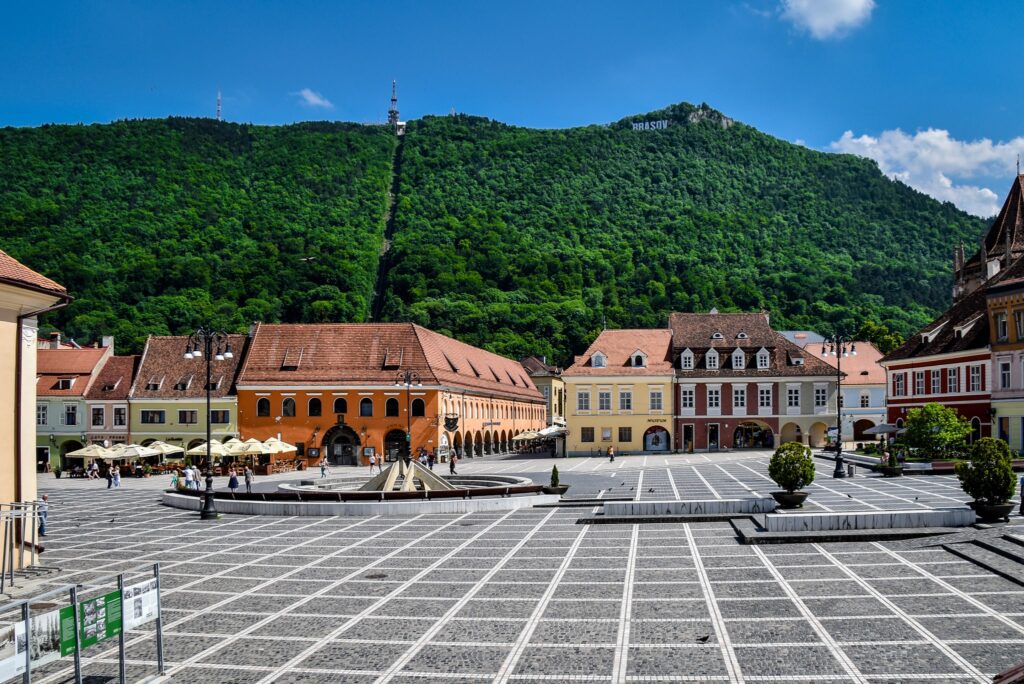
left=78, top=590, right=122, bottom=649
left=121, top=577, right=159, bottom=631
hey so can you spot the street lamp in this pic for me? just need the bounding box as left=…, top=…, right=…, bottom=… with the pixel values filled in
left=822, top=334, right=855, bottom=479
left=394, top=370, right=422, bottom=464
left=184, top=328, right=234, bottom=519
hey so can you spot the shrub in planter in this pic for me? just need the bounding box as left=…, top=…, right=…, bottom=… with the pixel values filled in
left=768, top=442, right=815, bottom=508
left=550, top=465, right=559, bottom=488
left=543, top=464, right=569, bottom=495
left=956, top=437, right=1016, bottom=521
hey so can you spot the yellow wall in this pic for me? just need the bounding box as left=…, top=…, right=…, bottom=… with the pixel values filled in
left=564, top=375, right=674, bottom=454
left=129, top=398, right=239, bottom=448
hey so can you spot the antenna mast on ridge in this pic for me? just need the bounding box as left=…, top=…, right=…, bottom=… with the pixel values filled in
left=388, top=80, right=399, bottom=129
left=216, top=88, right=222, bottom=122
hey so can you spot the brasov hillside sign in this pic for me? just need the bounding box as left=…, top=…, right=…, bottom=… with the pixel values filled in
left=632, top=120, right=669, bottom=131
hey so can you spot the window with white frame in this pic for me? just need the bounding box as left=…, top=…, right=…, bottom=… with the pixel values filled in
left=598, top=391, right=611, bottom=411
left=576, top=390, right=590, bottom=411
left=893, top=373, right=906, bottom=397
left=787, top=387, right=800, bottom=408
left=178, top=409, right=198, bottom=425
left=860, top=391, right=870, bottom=408
left=707, top=388, right=720, bottom=409
left=931, top=369, right=940, bottom=394
left=997, top=312, right=1009, bottom=342
left=63, top=404, right=77, bottom=426
left=650, top=389, right=663, bottom=411
left=732, top=386, right=746, bottom=409
left=56, top=377, right=74, bottom=391
left=113, top=406, right=127, bottom=427
left=1016, top=311, right=1024, bottom=341
left=91, top=406, right=104, bottom=427
left=759, top=387, right=772, bottom=408
left=947, top=368, right=959, bottom=394
left=632, top=353, right=645, bottom=368
left=732, top=349, right=745, bottom=369
left=619, top=390, right=632, bottom=411
left=541, top=386, right=550, bottom=404
left=706, top=350, right=719, bottom=370
left=591, top=353, right=606, bottom=368
left=814, top=387, right=827, bottom=407
left=36, top=404, right=47, bottom=426
left=680, top=349, right=694, bottom=369
left=756, top=349, right=770, bottom=369
left=914, top=371, right=925, bottom=395
left=680, top=388, right=695, bottom=409
left=1000, top=361, right=1011, bottom=390
left=601, top=427, right=612, bottom=441
left=970, top=365, right=982, bottom=392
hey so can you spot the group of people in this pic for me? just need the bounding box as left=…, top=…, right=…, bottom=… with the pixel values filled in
left=170, top=465, right=254, bottom=494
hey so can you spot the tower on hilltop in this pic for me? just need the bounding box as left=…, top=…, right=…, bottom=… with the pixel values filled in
left=388, top=80, right=405, bottom=135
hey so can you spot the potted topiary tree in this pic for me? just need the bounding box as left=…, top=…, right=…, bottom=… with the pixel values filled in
left=543, top=464, right=570, bottom=495
left=956, top=437, right=1017, bottom=522
left=768, top=441, right=815, bottom=508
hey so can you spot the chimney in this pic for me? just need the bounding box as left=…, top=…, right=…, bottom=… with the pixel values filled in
left=102, top=335, right=114, bottom=350
left=50, top=331, right=61, bottom=349
left=981, top=235, right=988, bottom=272
left=542, top=355, right=547, bottom=365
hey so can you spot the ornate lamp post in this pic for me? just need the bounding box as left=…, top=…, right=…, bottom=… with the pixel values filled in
left=394, top=370, right=422, bottom=464
left=184, top=328, right=233, bottom=519
left=822, top=334, right=855, bottom=478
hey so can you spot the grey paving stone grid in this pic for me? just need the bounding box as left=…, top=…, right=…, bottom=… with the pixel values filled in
left=6, top=453, right=1023, bottom=683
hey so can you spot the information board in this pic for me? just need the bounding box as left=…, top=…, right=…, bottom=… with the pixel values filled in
left=0, top=607, right=67, bottom=679
left=121, top=578, right=159, bottom=631
left=78, top=590, right=122, bottom=649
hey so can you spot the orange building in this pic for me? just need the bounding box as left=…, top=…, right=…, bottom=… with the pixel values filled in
left=236, top=323, right=546, bottom=467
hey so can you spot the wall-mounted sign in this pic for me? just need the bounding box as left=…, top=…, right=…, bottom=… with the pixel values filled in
left=632, top=120, right=669, bottom=131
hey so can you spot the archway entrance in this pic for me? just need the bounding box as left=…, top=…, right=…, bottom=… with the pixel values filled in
left=60, top=440, right=84, bottom=470
left=643, top=426, right=670, bottom=451
left=384, top=429, right=407, bottom=462
left=732, top=422, right=774, bottom=449
left=853, top=419, right=876, bottom=441
left=323, top=425, right=360, bottom=466
left=809, top=422, right=829, bottom=448
left=453, top=432, right=463, bottom=458
left=970, top=417, right=982, bottom=444
left=780, top=423, right=802, bottom=445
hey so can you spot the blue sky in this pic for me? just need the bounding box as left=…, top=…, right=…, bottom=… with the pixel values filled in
left=3, top=1, right=1023, bottom=216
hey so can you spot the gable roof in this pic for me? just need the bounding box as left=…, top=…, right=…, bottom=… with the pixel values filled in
left=85, top=355, right=139, bottom=400
left=130, top=334, right=247, bottom=399
left=36, top=347, right=109, bottom=398
left=963, top=174, right=1024, bottom=269
left=237, top=323, right=543, bottom=402
left=803, top=341, right=885, bottom=385
left=563, top=329, right=674, bottom=377
left=0, top=249, right=67, bottom=298
left=519, top=356, right=562, bottom=377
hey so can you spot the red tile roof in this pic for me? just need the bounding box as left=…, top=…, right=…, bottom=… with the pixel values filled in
left=563, top=329, right=674, bottom=377
left=0, top=250, right=66, bottom=296
left=237, top=323, right=544, bottom=402
left=85, top=355, right=139, bottom=400
left=37, top=348, right=108, bottom=375
left=803, top=341, right=885, bottom=385
left=130, top=335, right=247, bottom=399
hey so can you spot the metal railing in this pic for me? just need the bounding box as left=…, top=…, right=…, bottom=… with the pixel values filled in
left=0, top=502, right=49, bottom=595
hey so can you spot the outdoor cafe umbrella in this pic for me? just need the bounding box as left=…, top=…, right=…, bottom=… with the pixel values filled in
left=64, top=444, right=112, bottom=459
left=108, top=443, right=160, bottom=460
left=233, top=438, right=271, bottom=455
left=862, top=424, right=901, bottom=436
left=512, top=431, right=541, bottom=441
left=263, top=437, right=297, bottom=454
left=147, top=441, right=185, bottom=460
left=185, top=439, right=231, bottom=457
left=222, top=437, right=245, bottom=452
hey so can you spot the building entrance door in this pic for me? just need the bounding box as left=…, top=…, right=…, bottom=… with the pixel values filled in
left=323, top=426, right=360, bottom=466
left=707, top=424, right=720, bottom=451
left=682, top=425, right=694, bottom=453
left=384, top=429, right=407, bottom=462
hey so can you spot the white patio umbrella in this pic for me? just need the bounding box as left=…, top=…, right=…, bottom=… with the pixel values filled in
left=147, top=441, right=185, bottom=457
left=64, top=444, right=112, bottom=459
left=263, top=437, right=297, bottom=454
left=512, top=431, right=541, bottom=441
left=108, top=443, right=160, bottom=460
left=185, top=439, right=231, bottom=457
left=232, top=438, right=271, bottom=455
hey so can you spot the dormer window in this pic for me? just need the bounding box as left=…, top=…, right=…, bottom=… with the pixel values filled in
left=680, top=349, right=694, bottom=370
left=711, top=332, right=724, bottom=341
left=174, top=374, right=193, bottom=391
left=145, top=376, right=163, bottom=391
left=737, top=332, right=749, bottom=340
left=706, top=349, right=719, bottom=370
left=732, top=348, right=745, bottom=370
left=56, top=377, right=74, bottom=391
left=756, top=348, right=770, bottom=370
left=592, top=352, right=606, bottom=368
left=631, top=351, right=647, bottom=368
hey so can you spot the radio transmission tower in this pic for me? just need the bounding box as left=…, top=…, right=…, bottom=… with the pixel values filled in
left=216, top=88, right=222, bottom=121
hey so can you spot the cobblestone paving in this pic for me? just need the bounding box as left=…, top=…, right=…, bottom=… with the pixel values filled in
left=6, top=453, right=1023, bottom=683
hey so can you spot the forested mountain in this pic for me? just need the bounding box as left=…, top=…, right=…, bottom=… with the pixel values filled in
left=0, top=104, right=987, bottom=363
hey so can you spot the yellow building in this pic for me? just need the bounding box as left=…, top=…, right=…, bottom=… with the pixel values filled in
left=563, top=329, right=675, bottom=456
left=0, top=251, right=68, bottom=511
left=521, top=356, right=565, bottom=426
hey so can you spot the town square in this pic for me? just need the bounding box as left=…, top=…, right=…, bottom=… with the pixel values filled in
left=4, top=2, right=1024, bottom=682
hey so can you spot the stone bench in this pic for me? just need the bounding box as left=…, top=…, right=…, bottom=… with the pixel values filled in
left=764, top=507, right=974, bottom=532
left=602, top=498, right=777, bottom=517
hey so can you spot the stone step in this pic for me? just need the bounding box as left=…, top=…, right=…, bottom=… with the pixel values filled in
left=733, top=517, right=959, bottom=545
left=975, top=536, right=1024, bottom=565
left=942, top=543, right=1024, bottom=587
left=602, top=497, right=777, bottom=517
left=578, top=512, right=755, bottom=525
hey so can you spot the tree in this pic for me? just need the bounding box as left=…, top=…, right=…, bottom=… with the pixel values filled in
left=956, top=437, right=1017, bottom=504
left=902, top=403, right=972, bottom=459
left=768, top=442, right=816, bottom=493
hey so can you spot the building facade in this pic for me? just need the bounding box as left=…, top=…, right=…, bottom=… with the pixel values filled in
left=986, top=277, right=1024, bottom=450
left=562, top=330, right=676, bottom=456
left=84, top=354, right=138, bottom=449
left=520, top=356, right=565, bottom=426
left=0, top=250, right=68, bottom=508
left=803, top=341, right=887, bottom=444
left=128, top=335, right=246, bottom=454
left=671, top=311, right=838, bottom=451
left=236, top=323, right=546, bottom=467
left=36, top=340, right=112, bottom=470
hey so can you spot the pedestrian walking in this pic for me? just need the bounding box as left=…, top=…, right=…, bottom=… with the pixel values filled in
left=105, top=466, right=114, bottom=489
left=607, top=446, right=615, bottom=462
left=427, top=452, right=435, bottom=471
left=228, top=468, right=239, bottom=494
left=112, top=465, right=121, bottom=488
left=368, top=453, right=376, bottom=473
left=183, top=466, right=194, bottom=491
left=320, top=460, right=328, bottom=478
left=38, top=494, right=48, bottom=537
left=376, top=455, right=384, bottom=473
left=244, top=466, right=254, bottom=494
left=88, top=460, right=99, bottom=479
left=170, top=469, right=180, bottom=489
left=449, top=453, right=458, bottom=475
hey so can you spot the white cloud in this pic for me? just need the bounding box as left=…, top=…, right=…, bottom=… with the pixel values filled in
left=830, top=128, right=1024, bottom=217
left=294, top=88, right=333, bottom=109
left=780, top=0, right=875, bottom=39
